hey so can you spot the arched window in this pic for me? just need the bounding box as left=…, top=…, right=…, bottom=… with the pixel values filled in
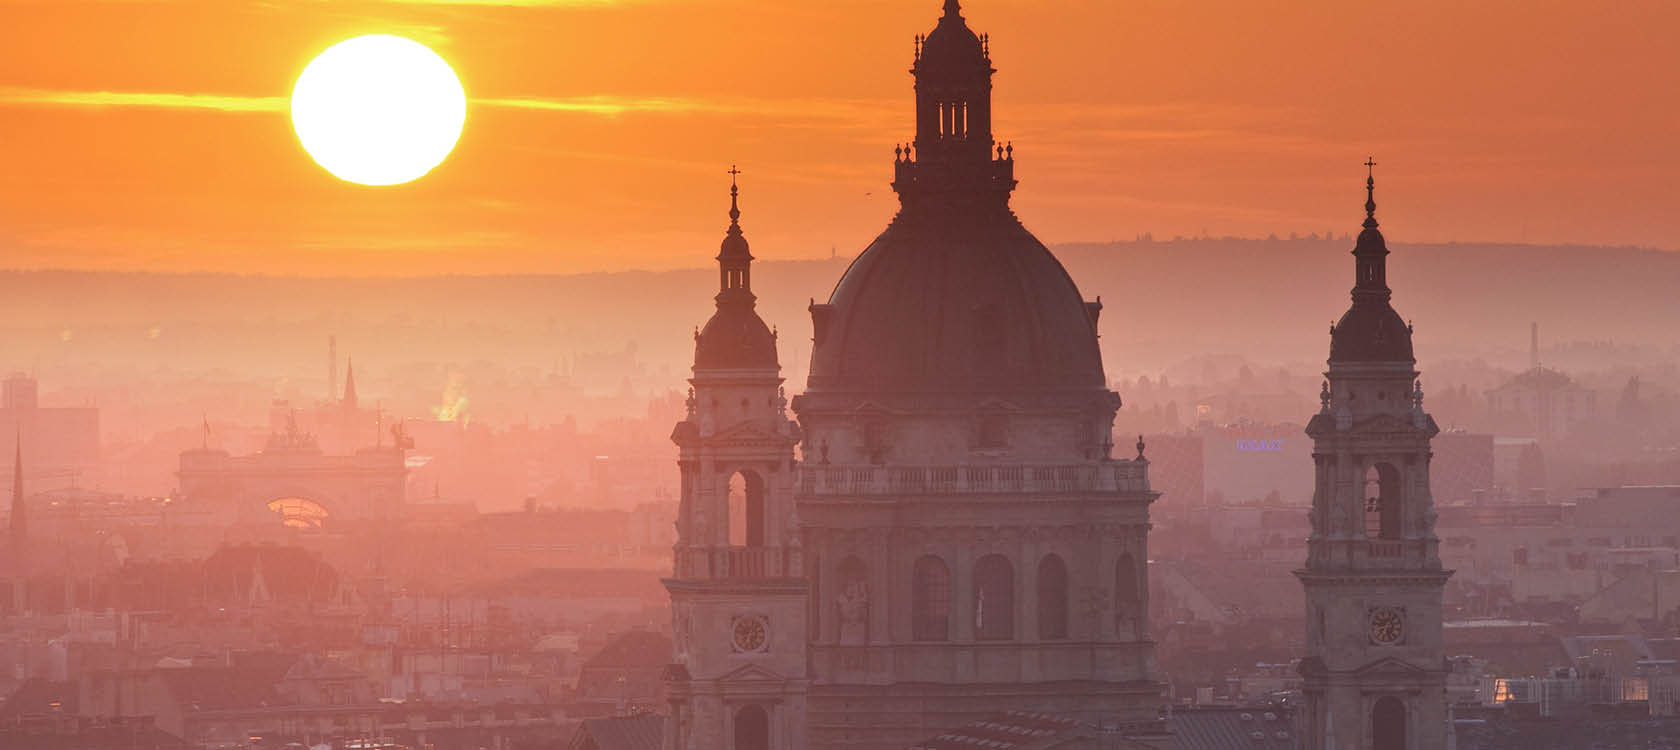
left=734, top=704, right=769, bottom=750
left=1364, top=463, right=1402, bottom=540
left=1037, top=554, right=1069, bottom=640
left=836, top=556, right=869, bottom=645
left=1115, top=552, right=1139, bottom=637
left=727, top=471, right=766, bottom=547
left=912, top=555, right=950, bottom=642
left=973, top=554, right=1014, bottom=641
left=1372, top=696, right=1406, bottom=750
left=267, top=497, right=329, bottom=530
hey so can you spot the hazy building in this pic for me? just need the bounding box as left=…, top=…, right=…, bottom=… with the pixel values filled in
left=1485, top=366, right=1596, bottom=441
left=1297, top=171, right=1450, bottom=750
left=1430, top=430, right=1495, bottom=505
left=1200, top=422, right=1313, bottom=505
left=173, top=413, right=407, bottom=531
left=0, top=373, right=99, bottom=484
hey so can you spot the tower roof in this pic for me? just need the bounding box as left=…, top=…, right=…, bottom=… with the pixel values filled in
left=1329, top=161, right=1415, bottom=364
left=694, top=174, right=778, bottom=371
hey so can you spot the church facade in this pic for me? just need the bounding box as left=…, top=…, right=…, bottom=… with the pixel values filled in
left=662, top=3, right=1163, bottom=750
left=1296, top=169, right=1451, bottom=750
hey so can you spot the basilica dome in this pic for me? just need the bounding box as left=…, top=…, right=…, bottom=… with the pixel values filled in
left=806, top=209, right=1105, bottom=391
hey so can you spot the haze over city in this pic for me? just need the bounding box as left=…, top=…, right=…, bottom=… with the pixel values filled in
left=1, top=2, right=1679, bottom=750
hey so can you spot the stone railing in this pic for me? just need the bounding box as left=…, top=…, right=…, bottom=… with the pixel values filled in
left=798, top=462, right=1149, bottom=496
left=1366, top=540, right=1405, bottom=559
left=675, top=545, right=788, bottom=580
left=1307, top=538, right=1442, bottom=571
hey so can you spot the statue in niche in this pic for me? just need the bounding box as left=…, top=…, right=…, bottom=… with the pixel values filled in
left=836, top=581, right=870, bottom=645
left=1329, top=496, right=1349, bottom=536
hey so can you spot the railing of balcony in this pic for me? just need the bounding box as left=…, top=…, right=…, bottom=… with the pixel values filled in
left=675, top=545, right=787, bottom=580
left=799, top=462, right=1148, bottom=495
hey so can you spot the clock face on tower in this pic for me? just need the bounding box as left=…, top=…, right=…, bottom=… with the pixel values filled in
left=1369, top=606, right=1405, bottom=645
left=732, top=615, right=768, bottom=653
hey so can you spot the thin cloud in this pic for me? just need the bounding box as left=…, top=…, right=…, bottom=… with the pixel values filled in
left=0, top=86, right=896, bottom=127
left=377, top=0, right=633, bottom=5
left=0, top=87, right=286, bottom=113
left=477, top=95, right=709, bottom=116
left=0, top=87, right=698, bottom=116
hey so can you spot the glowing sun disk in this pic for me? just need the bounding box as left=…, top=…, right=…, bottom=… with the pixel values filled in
left=290, top=35, right=466, bottom=186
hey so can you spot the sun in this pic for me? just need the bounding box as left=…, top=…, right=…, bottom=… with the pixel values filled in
left=291, top=35, right=466, bottom=186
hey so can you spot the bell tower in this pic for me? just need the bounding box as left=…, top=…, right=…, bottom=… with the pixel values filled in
left=1297, top=163, right=1451, bottom=750
left=663, top=174, right=809, bottom=750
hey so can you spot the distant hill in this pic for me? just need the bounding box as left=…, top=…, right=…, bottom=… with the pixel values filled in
left=0, top=238, right=1672, bottom=386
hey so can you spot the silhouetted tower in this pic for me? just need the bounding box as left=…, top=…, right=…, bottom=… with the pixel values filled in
left=8, top=434, right=22, bottom=549
left=1299, top=163, right=1450, bottom=750
left=342, top=358, right=358, bottom=411
left=664, top=174, right=808, bottom=750
left=1530, top=322, right=1540, bottom=370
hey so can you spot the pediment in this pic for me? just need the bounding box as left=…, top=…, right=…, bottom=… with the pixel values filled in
left=711, top=421, right=782, bottom=443
left=1354, top=656, right=1429, bottom=677
left=1353, top=412, right=1418, bottom=434
left=717, top=663, right=787, bottom=684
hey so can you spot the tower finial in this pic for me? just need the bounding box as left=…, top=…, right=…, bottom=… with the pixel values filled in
left=1363, top=156, right=1379, bottom=229
left=727, top=165, right=742, bottom=226
left=944, top=0, right=962, bottom=18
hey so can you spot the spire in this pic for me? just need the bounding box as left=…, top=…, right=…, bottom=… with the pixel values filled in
left=342, top=358, right=358, bottom=410
left=1351, top=157, right=1391, bottom=295
left=943, top=0, right=962, bottom=18
left=8, top=429, right=21, bottom=548
left=728, top=165, right=742, bottom=228
left=1364, top=156, right=1379, bottom=229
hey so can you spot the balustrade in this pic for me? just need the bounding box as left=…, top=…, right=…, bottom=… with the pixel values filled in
left=798, top=462, right=1149, bottom=495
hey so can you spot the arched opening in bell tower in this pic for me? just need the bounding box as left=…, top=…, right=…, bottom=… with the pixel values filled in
left=726, top=470, right=766, bottom=548
left=1371, top=696, right=1406, bottom=750
left=1363, top=463, right=1403, bottom=540
left=734, top=704, right=769, bottom=750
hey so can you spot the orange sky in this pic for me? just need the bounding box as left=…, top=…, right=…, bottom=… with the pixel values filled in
left=0, top=0, right=1676, bottom=276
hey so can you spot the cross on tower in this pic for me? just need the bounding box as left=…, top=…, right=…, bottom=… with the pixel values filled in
left=1364, top=157, right=1377, bottom=178
left=728, top=165, right=742, bottom=186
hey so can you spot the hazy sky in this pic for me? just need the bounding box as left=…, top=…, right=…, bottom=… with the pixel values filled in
left=0, top=0, right=1675, bottom=275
